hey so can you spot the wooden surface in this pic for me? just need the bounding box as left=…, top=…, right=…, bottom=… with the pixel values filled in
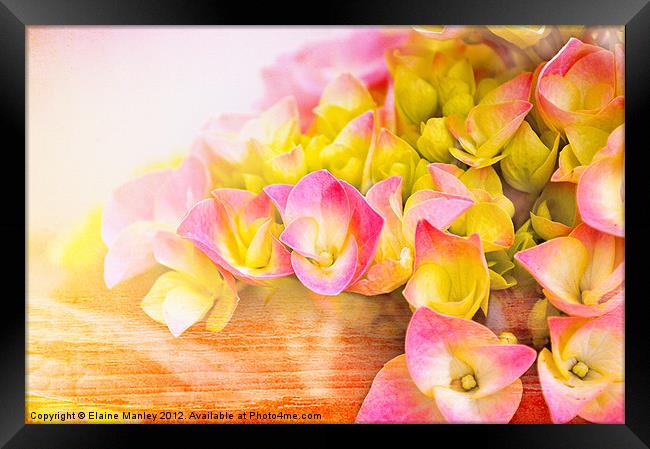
left=26, top=225, right=584, bottom=424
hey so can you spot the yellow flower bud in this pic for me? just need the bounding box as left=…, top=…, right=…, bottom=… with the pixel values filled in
left=500, top=121, right=560, bottom=194
left=366, top=128, right=422, bottom=195
left=530, top=182, right=578, bottom=241
left=394, top=65, right=437, bottom=126
left=442, top=93, right=475, bottom=117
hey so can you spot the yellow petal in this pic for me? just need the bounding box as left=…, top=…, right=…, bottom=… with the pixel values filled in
left=163, top=283, right=215, bottom=337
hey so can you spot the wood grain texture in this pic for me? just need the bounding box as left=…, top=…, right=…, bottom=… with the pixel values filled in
left=26, top=229, right=585, bottom=424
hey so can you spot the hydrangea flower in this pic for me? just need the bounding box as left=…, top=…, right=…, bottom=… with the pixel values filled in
left=402, top=220, right=490, bottom=318
left=515, top=223, right=624, bottom=317
left=356, top=308, right=536, bottom=423
left=311, top=73, right=377, bottom=140
left=386, top=33, right=507, bottom=138
left=101, top=155, right=211, bottom=288
left=348, top=176, right=473, bottom=296
left=427, top=163, right=515, bottom=252
left=446, top=72, right=533, bottom=168
left=415, top=25, right=588, bottom=63
left=177, top=189, right=294, bottom=283
left=263, top=170, right=383, bottom=295
left=537, top=307, right=624, bottom=423
left=416, top=117, right=456, bottom=163
left=535, top=38, right=624, bottom=134
left=307, top=109, right=375, bottom=191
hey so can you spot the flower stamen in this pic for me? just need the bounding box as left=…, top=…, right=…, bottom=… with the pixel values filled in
left=318, top=251, right=334, bottom=268
left=461, top=374, right=478, bottom=391
left=498, top=331, right=518, bottom=344
left=571, top=361, right=590, bottom=379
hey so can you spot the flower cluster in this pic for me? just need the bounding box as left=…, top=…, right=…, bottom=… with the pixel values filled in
left=101, top=27, right=624, bottom=423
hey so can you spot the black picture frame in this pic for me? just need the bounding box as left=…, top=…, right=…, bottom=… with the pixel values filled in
left=6, top=0, right=649, bottom=446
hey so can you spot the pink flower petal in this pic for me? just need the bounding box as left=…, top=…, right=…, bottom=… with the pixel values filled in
left=536, top=38, right=624, bottom=132
left=466, top=101, right=532, bottom=158
left=365, top=176, right=403, bottom=233
left=177, top=198, right=239, bottom=272
left=104, top=222, right=161, bottom=288
left=356, top=355, right=445, bottom=424
left=456, top=344, right=536, bottom=398
left=347, top=248, right=413, bottom=296
left=340, top=180, right=384, bottom=284
left=428, top=163, right=472, bottom=198
left=263, top=183, right=294, bottom=220
left=284, top=170, right=351, bottom=249
left=579, top=381, right=624, bottom=424
left=101, top=169, right=171, bottom=247
left=154, top=156, right=210, bottom=229
left=557, top=307, right=624, bottom=378
left=279, top=216, right=320, bottom=259
left=259, top=29, right=407, bottom=128
left=211, top=188, right=273, bottom=231
left=411, top=220, right=485, bottom=274
left=402, top=190, right=474, bottom=245
left=514, top=236, right=588, bottom=305
left=480, top=72, right=533, bottom=105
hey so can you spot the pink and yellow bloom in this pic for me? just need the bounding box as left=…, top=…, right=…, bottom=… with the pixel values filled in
left=403, top=220, right=490, bottom=318
left=177, top=188, right=294, bottom=284
left=446, top=72, right=533, bottom=168
left=348, top=176, right=473, bottom=296
left=259, top=28, right=408, bottom=129
left=192, top=96, right=305, bottom=192
left=535, top=38, right=624, bottom=134
left=357, top=308, right=536, bottom=423
left=537, top=307, right=624, bottom=423
left=515, top=223, right=624, bottom=317
left=427, top=163, right=515, bottom=252
left=577, top=125, right=624, bottom=237
left=263, top=170, right=384, bottom=295
left=101, top=155, right=211, bottom=288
